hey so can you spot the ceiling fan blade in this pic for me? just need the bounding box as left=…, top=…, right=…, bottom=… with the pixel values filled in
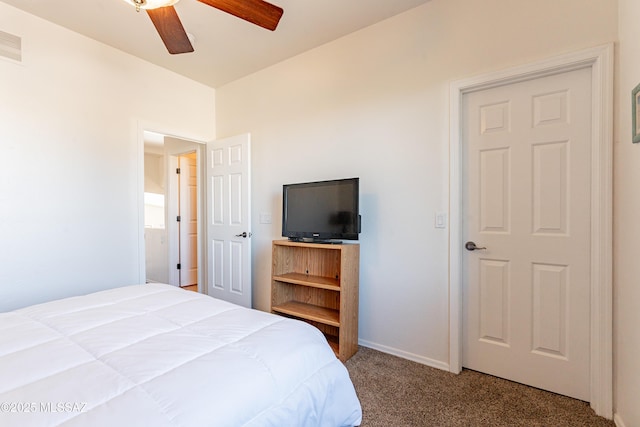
left=146, top=6, right=194, bottom=54
left=197, top=0, right=283, bottom=31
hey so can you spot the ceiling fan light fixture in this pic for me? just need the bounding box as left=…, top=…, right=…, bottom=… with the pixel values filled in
left=122, top=0, right=180, bottom=12
left=125, top=0, right=283, bottom=55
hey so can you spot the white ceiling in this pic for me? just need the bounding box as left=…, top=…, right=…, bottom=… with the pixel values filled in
left=2, top=0, right=430, bottom=88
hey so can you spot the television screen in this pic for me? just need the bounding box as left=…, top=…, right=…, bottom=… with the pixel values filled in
left=282, top=178, right=360, bottom=241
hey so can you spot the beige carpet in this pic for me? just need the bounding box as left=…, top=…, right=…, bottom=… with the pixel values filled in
left=344, top=347, right=614, bottom=427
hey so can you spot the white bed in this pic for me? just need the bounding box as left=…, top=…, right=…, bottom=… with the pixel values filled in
left=0, top=283, right=362, bottom=427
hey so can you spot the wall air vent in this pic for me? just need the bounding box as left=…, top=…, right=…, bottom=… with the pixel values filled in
left=0, top=30, right=21, bottom=62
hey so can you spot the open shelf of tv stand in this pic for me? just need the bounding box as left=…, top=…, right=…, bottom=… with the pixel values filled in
left=272, top=272, right=341, bottom=291
left=271, top=240, right=359, bottom=362
left=271, top=301, right=340, bottom=326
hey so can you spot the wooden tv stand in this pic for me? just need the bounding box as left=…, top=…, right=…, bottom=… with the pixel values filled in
left=270, top=240, right=359, bottom=362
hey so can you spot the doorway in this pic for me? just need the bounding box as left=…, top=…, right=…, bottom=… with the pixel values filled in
left=449, top=45, right=613, bottom=417
left=142, top=131, right=203, bottom=293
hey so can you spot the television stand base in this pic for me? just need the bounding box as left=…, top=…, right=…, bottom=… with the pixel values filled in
left=287, top=237, right=343, bottom=244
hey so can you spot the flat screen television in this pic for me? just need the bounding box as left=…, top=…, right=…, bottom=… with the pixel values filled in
left=282, top=178, right=361, bottom=242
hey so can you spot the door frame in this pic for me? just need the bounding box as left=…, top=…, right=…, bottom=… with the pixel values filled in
left=448, top=44, right=613, bottom=418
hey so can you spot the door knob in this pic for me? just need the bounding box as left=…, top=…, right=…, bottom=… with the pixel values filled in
left=465, top=241, right=486, bottom=251
left=235, top=232, right=252, bottom=238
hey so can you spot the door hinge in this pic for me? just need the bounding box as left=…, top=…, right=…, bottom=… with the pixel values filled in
left=176, top=167, right=181, bottom=174
left=176, top=215, right=181, bottom=222
left=177, top=263, right=181, bottom=270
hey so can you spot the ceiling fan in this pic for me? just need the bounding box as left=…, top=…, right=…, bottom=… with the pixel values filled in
left=122, top=0, right=284, bottom=54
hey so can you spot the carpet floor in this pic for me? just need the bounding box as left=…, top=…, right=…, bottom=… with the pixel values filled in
left=344, top=347, right=614, bottom=427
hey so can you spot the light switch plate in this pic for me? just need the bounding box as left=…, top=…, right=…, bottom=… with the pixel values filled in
left=435, top=212, right=447, bottom=229
left=260, top=212, right=272, bottom=224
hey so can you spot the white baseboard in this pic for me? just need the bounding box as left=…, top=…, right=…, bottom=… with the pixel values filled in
left=358, top=339, right=450, bottom=371
left=614, top=413, right=627, bottom=427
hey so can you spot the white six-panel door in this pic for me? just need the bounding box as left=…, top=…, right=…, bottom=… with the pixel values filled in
left=206, top=134, right=252, bottom=307
left=462, top=67, right=592, bottom=400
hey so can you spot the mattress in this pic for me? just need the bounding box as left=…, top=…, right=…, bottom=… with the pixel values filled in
left=0, top=283, right=362, bottom=427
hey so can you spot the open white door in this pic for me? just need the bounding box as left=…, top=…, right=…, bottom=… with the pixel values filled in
left=165, top=137, right=202, bottom=287
left=179, top=154, right=198, bottom=286
left=206, top=134, right=252, bottom=307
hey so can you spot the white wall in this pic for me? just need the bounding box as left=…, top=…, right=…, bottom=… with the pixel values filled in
left=0, top=3, right=215, bottom=311
left=216, top=0, right=617, bottom=366
left=614, top=0, right=640, bottom=425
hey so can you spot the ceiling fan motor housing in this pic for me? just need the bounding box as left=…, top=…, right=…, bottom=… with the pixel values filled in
left=125, top=0, right=181, bottom=12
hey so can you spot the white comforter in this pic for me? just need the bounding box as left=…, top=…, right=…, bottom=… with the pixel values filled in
left=0, top=284, right=362, bottom=427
